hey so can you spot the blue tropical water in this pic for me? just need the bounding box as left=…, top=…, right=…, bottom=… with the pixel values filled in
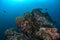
left=0, top=0, right=60, bottom=40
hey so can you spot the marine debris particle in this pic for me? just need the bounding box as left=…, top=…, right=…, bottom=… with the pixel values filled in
left=5, top=8, right=60, bottom=40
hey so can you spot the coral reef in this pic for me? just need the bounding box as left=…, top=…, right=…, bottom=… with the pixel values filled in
left=5, top=8, right=60, bottom=40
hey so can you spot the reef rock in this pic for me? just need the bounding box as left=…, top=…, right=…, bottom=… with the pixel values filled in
left=5, top=8, right=60, bottom=40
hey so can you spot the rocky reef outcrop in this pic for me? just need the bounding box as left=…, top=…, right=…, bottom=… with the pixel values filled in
left=5, top=8, right=60, bottom=40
